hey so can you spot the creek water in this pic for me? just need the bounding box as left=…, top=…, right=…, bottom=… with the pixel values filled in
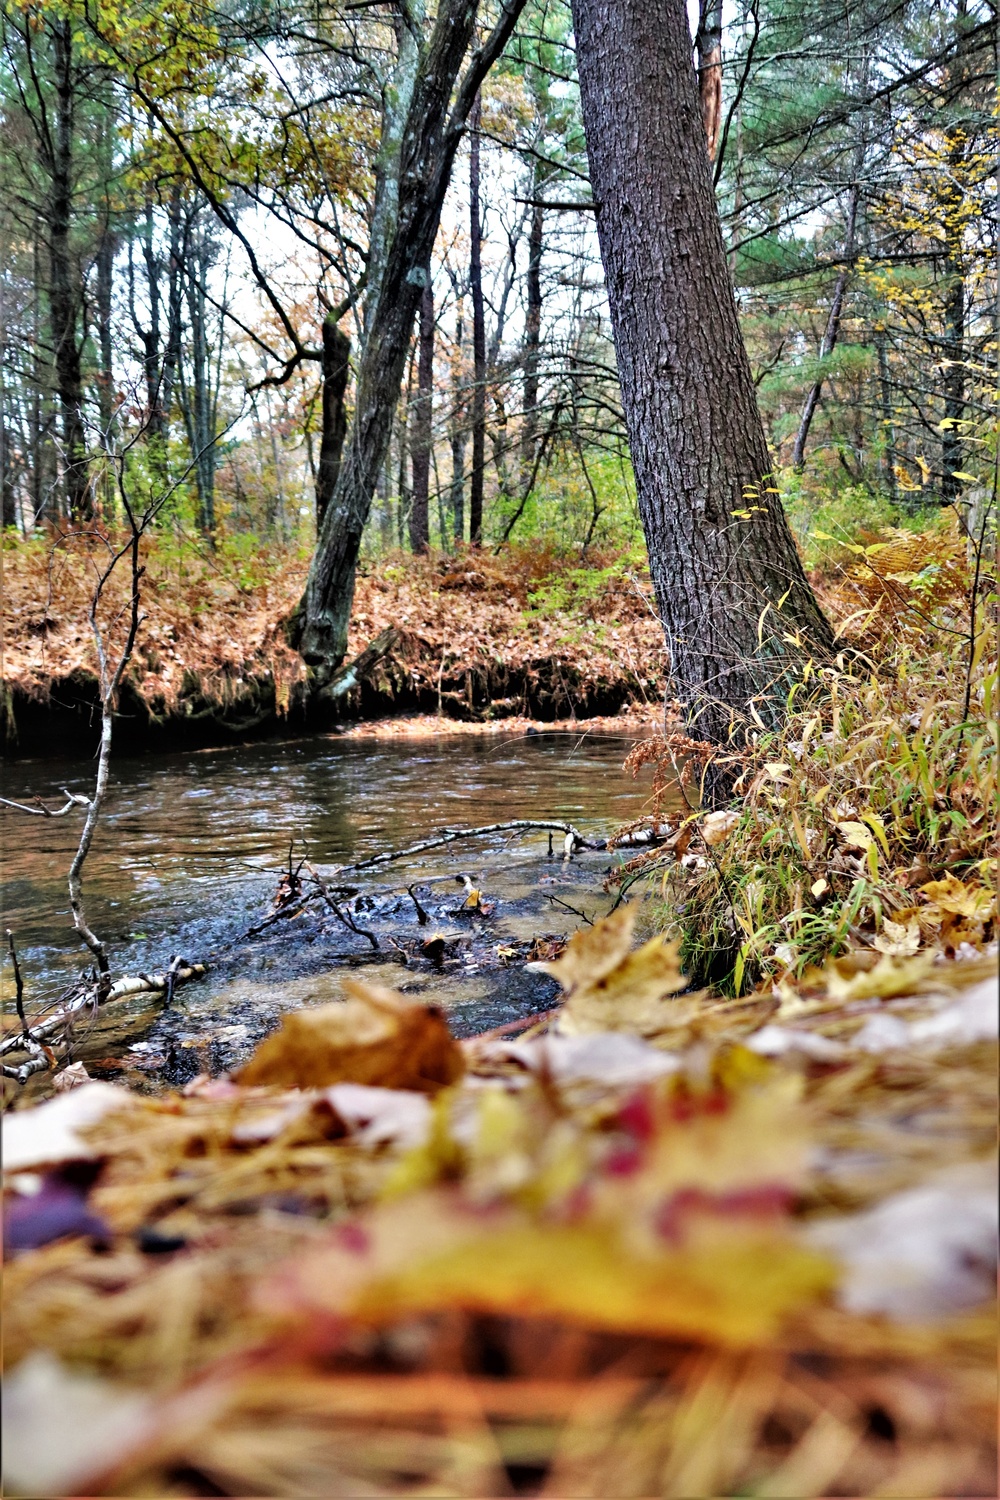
left=1, top=729, right=672, bottom=1094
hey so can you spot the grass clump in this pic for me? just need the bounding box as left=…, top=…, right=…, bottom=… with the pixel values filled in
left=614, top=514, right=997, bottom=994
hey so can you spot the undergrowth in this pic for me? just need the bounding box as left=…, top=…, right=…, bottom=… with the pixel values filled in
left=615, top=515, right=998, bottom=994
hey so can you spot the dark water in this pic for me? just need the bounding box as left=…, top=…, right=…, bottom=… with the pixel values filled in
left=1, top=730, right=671, bottom=1089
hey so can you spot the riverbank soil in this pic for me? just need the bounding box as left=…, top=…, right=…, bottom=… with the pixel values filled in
left=1, top=533, right=668, bottom=755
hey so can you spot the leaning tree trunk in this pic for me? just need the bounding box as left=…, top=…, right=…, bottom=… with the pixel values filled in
left=315, top=316, right=351, bottom=528
left=293, top=0, right=526, bottom=674
left=570, top=0, right=833, bottom=746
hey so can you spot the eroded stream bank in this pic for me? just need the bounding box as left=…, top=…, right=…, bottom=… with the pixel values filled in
left=2, top=731, right=675, bottom=1098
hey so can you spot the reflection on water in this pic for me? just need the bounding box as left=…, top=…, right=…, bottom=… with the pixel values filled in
left=1, top=730, right=668, bottom=1008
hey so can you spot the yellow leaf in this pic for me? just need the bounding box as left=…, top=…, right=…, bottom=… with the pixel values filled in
left=702, top=810, right=739, bottom=846
left=531, top=907, right=698, bottom=1037
left=836, top=820, right=874, bottom=852
left=810, top=877, right=829, bottom=898
left=825, top=953, right=937, bottom=1002
left=950, top=471, right=978, bottom=482
left=873, top=918, right=921, bottom=957
left=919, top=874, right=996, bottom=921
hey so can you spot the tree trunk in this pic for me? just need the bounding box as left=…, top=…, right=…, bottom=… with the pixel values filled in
left=521, top=196, right=543, bottom=490
left=570, top=0, right=833, bottom=746
left=446, top=267, right=467, bottom=541
left=315, top=317, right=351, bottom=528
left=875, top=326, right=898, bottom=508
left=50, top=19, right=91, bottom=520
left=94, top=119, right=115, bottom=476
left=1, top=416, right=16, bottom=528
left=792, top=179, right=860, bottom=470
left=468, top=92, right=487, bottom=543
left=409, top=275, right=434, bottom=552
left=695, top=0, right=723, bottom=160
left=293, top=0, right=527, bottom=672
left=183, top=252, right=216, bottom=534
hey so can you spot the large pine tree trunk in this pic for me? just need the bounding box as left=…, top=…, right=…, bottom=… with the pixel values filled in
left=570, top=0, right=833, bottom=745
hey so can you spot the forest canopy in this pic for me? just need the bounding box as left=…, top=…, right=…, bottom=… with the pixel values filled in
left=2, top=0, right=995, bottom=553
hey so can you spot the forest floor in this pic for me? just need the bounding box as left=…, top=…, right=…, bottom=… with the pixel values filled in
left=1, top=532, right=670, bottom=753
left=2, top=514, right=996, bottom=1498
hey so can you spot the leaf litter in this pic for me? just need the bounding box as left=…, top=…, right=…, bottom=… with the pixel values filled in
left=3, top=894, right=996, bottom=1498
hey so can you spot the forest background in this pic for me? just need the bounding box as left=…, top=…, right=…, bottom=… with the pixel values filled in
left=2, top=0, right=995, bottom=569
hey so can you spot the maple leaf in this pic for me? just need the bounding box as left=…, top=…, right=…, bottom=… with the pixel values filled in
left=529, top=907, right=700, bottom=1037
left=919, top=874, right=996, bottom=922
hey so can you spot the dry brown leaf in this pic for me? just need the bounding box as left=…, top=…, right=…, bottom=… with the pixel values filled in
left=530, top=907, right=701, bottom=1037
left=238, top=982, right=464, bottom=1093
left=702, top=810, right=739, bottom=846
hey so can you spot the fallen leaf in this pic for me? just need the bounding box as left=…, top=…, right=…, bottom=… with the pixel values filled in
left=824, top=952, right=937, bottom=1003
left=807, top=1160, right=998, bottom=1321
left=262, top=1187, right=834, bottom=1348
left=919, top=873, right=996, bottom=922
left=1, top=1353, right=158, bottom=1496
left=531, top=908, right=700, bottom=1037
left=702, top=810, right=739, bottom=846
left=1, top=1083, right=132, bottom=1172
left=836, top=820, right=874, bottom=852
left=238, top=982, right=464, bottom=1093
left=873, top=916, right=921, bottom=957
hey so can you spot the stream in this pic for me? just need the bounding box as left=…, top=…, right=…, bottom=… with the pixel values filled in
left=1, top=729, right=674, bottom=1096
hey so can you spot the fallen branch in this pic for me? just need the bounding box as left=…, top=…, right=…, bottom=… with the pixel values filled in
left=340, top=821, right=605, bottom=875
left=305, top=862, right=379, bottom=950
left=319, top=626, right=400, bottom=704
left=0, top=963, right=207, bottom=1062
left=0, top=789, right=91, bottom=817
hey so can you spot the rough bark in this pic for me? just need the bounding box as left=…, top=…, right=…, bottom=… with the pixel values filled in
left=571, top=0, right=833, bottom=745
left=469, top=92, right=487, bottom=544
left=449, top=289, right=467, bottom=542
left=409, top=276, right=434, bottom=551
left=293, top=0, right=526, bottom=672
left=315, top=317, right=351, bottom=528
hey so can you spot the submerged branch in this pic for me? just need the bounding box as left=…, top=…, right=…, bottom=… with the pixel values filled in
left=339, top=820, right=605, bottom=875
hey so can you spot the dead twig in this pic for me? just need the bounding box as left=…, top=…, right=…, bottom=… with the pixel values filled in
left=339, top=821, right=604, bottom=875
left=305, top=862, right=379, bottom=950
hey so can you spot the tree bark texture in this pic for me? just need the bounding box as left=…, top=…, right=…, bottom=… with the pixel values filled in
left=409, top=276, right=434, bottom=551
left=469, top=93, right=487, bottom=543
left=570, top=0, right=833, bottom=744
left=294, top=0, right=526, bottom=671
left=315, top=317, right=351, bottom=528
